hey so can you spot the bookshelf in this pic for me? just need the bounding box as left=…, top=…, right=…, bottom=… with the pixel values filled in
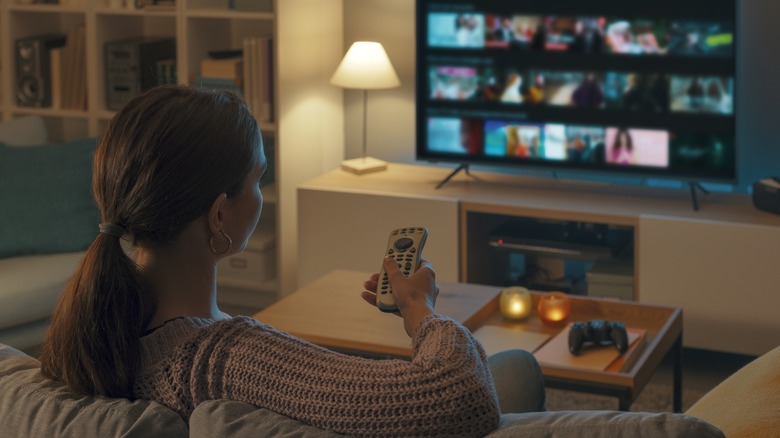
left=0, top=0, right=346, bottom=310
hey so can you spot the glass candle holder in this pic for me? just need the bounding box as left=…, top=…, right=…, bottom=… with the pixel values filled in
left=537, top=291, right=571, bottom=325
left=499, top=286, right=532, bottom=321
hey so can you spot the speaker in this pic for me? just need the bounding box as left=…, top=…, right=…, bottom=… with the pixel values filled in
left=15, top=34, right=66, bottom=108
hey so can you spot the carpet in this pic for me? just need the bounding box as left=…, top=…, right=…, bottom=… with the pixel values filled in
left=545, top=383, right=708, bottom=413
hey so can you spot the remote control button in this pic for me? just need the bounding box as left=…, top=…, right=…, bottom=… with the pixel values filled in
left=404, top=262, right=412, bottom=270
left=388, top=249, right=394, bottom=254
left=410, top=248, right=416, bottom=253
left=394, top=237, right=413, bottom=251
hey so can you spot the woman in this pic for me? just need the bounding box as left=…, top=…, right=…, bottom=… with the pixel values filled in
left=610, top=128, right=634, bottom=165
left=40, top=85, right=543, bottom=437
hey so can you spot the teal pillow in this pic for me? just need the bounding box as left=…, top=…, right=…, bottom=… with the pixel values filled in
left=0, top=138, right=99, bottom=258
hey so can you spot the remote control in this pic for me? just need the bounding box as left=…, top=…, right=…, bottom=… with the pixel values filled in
left=376, top=227, right=428, bottom=313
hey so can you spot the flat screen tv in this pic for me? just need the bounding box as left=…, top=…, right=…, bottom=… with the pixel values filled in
left=416, top=0, right=737, bottom=185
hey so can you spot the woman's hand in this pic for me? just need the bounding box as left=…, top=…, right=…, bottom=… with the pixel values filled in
left=361, top=258, right=439, bottom=337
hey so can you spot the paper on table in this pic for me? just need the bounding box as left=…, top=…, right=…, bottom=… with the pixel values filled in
left=473, top=325, right=552, bottom=356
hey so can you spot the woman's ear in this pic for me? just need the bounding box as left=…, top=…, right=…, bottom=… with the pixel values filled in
left=207, top=193, right=229, bottom=235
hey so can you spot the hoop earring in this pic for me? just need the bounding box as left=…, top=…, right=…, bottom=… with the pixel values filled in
left=209, top=230, right=233, bottom=255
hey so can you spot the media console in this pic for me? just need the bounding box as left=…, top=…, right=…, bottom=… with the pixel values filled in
left=297, top=163, right=780, bottom=356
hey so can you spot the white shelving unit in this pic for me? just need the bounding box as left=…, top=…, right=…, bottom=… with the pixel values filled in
left=0, top=0, right=346, bottom=313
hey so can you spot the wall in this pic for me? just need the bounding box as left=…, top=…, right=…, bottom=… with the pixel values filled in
left=341, top=0, right=780, bottom=193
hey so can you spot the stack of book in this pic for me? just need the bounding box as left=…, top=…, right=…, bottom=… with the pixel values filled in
left=193, top=37, right=273, bottom=122
left=194, top=54, right=243, bottom=98
left=50, top=24, right=86, bottom=110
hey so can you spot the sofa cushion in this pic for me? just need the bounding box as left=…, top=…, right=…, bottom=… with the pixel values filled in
left=485, top=410, right=724, bottom=437
left=0, top=137, right=99, bottom=258
left=190, top=400, right=345, bottom=438
left=0, top=251, right=83, bottom=330
left=0, top=343, right=188, bottom=438
left=686, top=345, right=780, bottom=438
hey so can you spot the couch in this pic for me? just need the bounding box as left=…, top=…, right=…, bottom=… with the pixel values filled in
left=0, top=116, right=94, bottom=350
left=4, top=342, right=777, bottom=437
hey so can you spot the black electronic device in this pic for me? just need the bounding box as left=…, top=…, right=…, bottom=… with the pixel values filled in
left=376, top=227, right=428, bottom=313
left=752, top=178, right=780, bottom=216
left=568, top=319, right=629, bottom=355
left=416, top=0, right=738, bottom=186
left=488, top=217, right=632, bottom=261
left=105, top=37, right=176, bottom=110
left=15, top=34, right=67, bottom=107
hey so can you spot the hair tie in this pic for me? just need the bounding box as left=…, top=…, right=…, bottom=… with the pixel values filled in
left=98, top=223, right=126, bottom=238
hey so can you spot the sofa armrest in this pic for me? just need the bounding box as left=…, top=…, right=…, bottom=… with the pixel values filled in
left=686, top=345, right=780, bottom=438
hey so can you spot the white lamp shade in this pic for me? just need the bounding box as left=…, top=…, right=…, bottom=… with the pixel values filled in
left=330, top=41, right=401, bottom=90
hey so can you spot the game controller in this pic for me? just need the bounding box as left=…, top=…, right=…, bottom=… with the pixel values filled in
left=376, top=227, right=428, bottom=313
left=568, top=320, right=629, bottom=355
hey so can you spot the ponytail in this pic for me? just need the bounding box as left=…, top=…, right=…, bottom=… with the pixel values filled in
left=40, top=231, right=155, bottom=398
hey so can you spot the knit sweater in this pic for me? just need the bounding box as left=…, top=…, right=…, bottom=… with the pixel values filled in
left=133, top=314, right=500, bottom=437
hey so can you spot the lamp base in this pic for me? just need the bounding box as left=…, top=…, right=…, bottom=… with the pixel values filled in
left=340, top=156, right=388, bottom=175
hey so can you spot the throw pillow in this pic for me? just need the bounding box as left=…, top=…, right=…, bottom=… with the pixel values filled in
left=0, top=138, right=98, bottom=258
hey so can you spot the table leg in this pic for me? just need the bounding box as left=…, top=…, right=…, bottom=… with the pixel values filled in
left=672, top=333, right=683, bottom=413
left=618, top=391, right=632, bottom=411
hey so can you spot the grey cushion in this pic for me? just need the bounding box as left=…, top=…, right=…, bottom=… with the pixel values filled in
left=0, top=251, right=83, bottom=330
left=190, top=400, right=347, bottom=437
left=0, top=137, right=99, bottom=258
left=191, top=400, right=724, bottom=438
left=0, top=344, right=188, bottom=438
left=486, top=410, right=725, bottom=438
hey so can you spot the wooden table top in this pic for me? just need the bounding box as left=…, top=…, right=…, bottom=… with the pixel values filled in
left=254, top=270, right=682, bottom=396
left=254, top=270, right=501, bottom=358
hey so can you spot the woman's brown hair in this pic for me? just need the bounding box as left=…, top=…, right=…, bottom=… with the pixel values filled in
left=40, top=85, right=261, bottom=398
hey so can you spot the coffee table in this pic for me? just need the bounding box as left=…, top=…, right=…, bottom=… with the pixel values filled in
left=253, top=270, right=683, bottom=412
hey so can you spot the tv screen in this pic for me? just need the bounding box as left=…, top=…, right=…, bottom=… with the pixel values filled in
left=416, top=0, right=737, bottom=183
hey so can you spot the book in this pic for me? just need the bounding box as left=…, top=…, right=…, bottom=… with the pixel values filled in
left=201, top=57, right=243, bottom=81
left=49, top=47, right=62, bottom=109
left=242, top=36, right=274, bottom=122
left=193, top=76, right=242, bottom=97
left=533, top=322, right=647, bottom=372
left=61, top=24, right=86, bottom=110
left=472, top=325, right=551, bottom=357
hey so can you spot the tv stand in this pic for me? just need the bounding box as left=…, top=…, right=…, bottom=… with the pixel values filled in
left=436, top=163, right=471, bottom=189
left=689, top=182, right=710, bottom=211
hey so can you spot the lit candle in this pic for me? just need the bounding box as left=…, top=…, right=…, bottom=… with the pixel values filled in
left=538, top=291, right=571, bottom=326
left=499, top=286, right=532, bottom=320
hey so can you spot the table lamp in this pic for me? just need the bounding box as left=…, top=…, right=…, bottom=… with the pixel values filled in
left=330, top=41, right=400, bottom=175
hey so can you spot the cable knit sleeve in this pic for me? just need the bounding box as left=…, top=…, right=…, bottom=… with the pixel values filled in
left=134, top=315, right=500, bottom=438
